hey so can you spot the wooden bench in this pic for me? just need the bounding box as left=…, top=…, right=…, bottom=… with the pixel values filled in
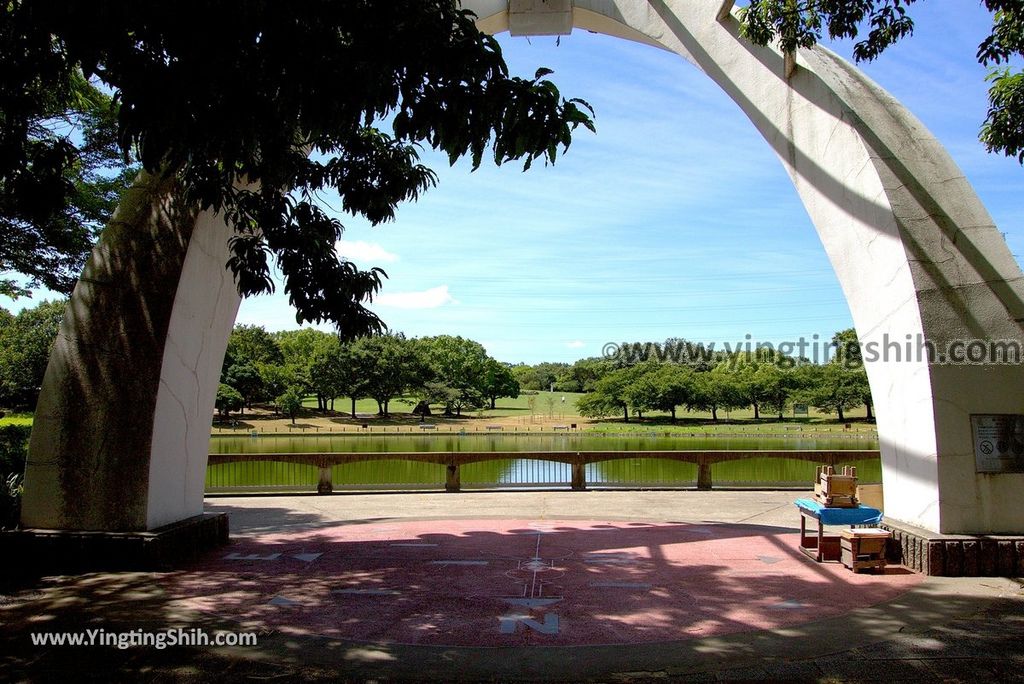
left=795, top=498, right=883, bottom=563
left=418, top=424, right=437, bottom=430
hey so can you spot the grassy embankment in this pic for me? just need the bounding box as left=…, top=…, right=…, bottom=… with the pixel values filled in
left=0, top=412, right=32, bottom=427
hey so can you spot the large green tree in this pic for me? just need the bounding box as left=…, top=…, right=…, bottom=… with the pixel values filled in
left=740, top=1, right=1024, bottom=163
left=577, top=362, right=655, bottom=422
left=274, top=329, right=335, bottom=369
left=0, top=299, right=65, bottom=408
left=481, top=358, right=520, bottom=410
left=420, top=335, right=489, bottom=416
left=275, top=386, right=306, bottom=425
left=793, top=364, right=864, bottom=422
left=690, top=367, right=747, bottom=422
left=560, top=357, right=612, bottom=393
left=351, top=333, right=422, bottom=417
left=332, top=342, right=370, bottom=418
left=0, top=57, right=136, bottom=298
left=624, top=363, right=695, bottom=422
left=214, top=383, right=244, bottom=418
left=259, top=363, right=302, bottom=405
left=307, top=336, right=347, bottom=412
left=753, top=363, right=800, bottom=421
left=1, top=1, right=593, bottom=335
left=221, top=362, right=263, bottom=412
left=830, top=328, right=873, bottom=418
left=224, top=324, right=284, bottom=369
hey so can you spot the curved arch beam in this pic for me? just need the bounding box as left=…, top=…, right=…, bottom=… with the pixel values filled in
left=21, top=175, right=240, bottom=531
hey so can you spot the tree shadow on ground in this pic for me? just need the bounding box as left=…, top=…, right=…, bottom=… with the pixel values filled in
left=1, top=512, right=1018, bottom=682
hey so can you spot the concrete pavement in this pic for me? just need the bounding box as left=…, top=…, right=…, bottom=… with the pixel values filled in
left=1, top=490, right=1022, bottom=682
left=206, top=489, right=805, bottom=537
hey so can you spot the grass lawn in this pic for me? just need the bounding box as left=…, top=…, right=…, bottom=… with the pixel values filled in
left=281, top=391, right=876, bottom=435
left=0, top=412, right=33, bottom=427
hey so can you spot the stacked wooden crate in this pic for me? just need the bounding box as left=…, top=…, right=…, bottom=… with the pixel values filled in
left=840, top=528, right=890, bottom=573
left=813, top=465, right=859, bottom=508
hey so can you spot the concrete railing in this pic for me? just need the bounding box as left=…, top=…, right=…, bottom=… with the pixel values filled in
left=206, top=450, right=881, bottom=493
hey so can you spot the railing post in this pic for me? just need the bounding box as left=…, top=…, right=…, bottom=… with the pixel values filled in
left=697, top=456, right=712, bottom=491
left=445, top=463, right=461, bottom=492
left=317, top=465, right=333, bottom=494
left=571, top=459, right=586, bottom=491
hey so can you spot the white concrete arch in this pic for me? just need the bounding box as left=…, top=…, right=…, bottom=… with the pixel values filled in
left=468, top=0, right=1024, bottom=534
left=20, top=0, right=1024, bottom=534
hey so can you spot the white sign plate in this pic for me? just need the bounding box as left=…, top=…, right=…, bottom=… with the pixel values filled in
left=971, top=414, right=1024, bottom=473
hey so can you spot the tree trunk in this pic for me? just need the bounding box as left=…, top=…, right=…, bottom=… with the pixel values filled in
left=670, top=407, right=676, bottom=422
left=384, top=399, right=390, bottom=417
left=351, top=397, right=357, bottom=418
left=377, top=400, right=384, bottom=415
left=330, top=398, right=334, bottom=411
left=753, top=403, right=759, bottom=419
left=490, top=396, right=496, bottom=409
left=837, top=405, right=845, bottom=421
left=711, top=406, right=718, bottom=421
left=623, top=405, right=629, bottom=422
left=865, top=401, right=873, bottom=420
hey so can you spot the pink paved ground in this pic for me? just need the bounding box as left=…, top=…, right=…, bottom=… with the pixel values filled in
left=164, top=519, right=923, bottom=647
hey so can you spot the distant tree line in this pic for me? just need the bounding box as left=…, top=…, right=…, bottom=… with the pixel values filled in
left=216, top=325, right=520, bottom=423
left=0, top=298, right=871, bottom=424
left=512, top=330, right=872, bottom=422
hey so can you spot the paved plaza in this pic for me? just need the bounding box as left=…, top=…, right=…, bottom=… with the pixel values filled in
left=2, top=490, right=1023, bottom=681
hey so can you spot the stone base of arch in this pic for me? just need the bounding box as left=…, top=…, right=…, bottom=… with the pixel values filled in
left=1, top=512, right=227, bottom=575
left=882, top=519, right=1024, bottom=577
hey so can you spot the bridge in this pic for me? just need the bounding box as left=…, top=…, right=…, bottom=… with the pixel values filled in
left=206, top=449, right=882, bottom=493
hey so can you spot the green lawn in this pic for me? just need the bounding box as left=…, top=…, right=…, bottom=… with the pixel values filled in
left=301, top=392, right=587, bottom=421
left=297, top=391, right=875, bottom=433
left=0, top=412, right=33, bottom=427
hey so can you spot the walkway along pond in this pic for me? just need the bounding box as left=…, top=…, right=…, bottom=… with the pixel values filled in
left=206, top=434, right=880, bottom=493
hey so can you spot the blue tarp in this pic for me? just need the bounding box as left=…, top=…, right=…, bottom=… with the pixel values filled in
left=794, top=498, right=883, bottom=526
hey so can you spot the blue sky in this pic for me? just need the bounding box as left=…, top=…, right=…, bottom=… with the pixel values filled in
left=4, top=4, right=1022, bottom=365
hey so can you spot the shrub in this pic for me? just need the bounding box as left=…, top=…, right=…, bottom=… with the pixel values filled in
left=0, top=425, right=30, bottom=530
left=0, top=473, right=22, bottom=530
left=0, top=424, right=30, bottom=478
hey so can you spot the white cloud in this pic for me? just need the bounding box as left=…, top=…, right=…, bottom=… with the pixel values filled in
left=375, top=285, right=456, bottom=309
left=335, top=238, right=399, bottom=264
left=566, top=340, right=586, bottom=349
